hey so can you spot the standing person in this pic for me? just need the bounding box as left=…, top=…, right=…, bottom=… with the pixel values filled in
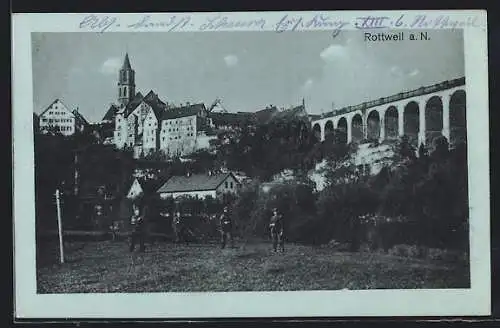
left=172, top=211, right=189, bottom=245
left=129, top=204, right=146, bottom=253
left=172, top=211, right=181, bottom=244
left=269, top=208, right=285, bottom=253
left=219, top=206, right=233, bottom=249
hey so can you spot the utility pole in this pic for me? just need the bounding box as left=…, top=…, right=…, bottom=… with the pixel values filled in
left=55, top=189, right=64, bottom=264
left=74, top=151, right=79, bottom=196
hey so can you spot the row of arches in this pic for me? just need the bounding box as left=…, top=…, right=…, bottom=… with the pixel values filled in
left=313, top=89, right=466, bottom=147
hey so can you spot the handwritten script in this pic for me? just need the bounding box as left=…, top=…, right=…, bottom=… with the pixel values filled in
left=78, top=13, right=484, bottom=37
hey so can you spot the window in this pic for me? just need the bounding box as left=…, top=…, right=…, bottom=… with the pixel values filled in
left=225, top=182, right=228, bottom=188
left=230, top=182, right=234, bottom=189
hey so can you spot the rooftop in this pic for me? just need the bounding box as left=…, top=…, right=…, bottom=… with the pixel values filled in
left=162, top=103, right=206, bottom=120
left=156, top=172, right=237, bottom=193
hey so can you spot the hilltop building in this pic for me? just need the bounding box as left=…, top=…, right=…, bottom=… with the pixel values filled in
left=38, top=99, right=89, bottom=136
left=106, top=54, right=211, bottom=158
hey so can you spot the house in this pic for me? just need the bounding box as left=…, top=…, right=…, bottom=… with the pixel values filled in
left=159, top=103, right=205, bottom=157
left=38, top=99, right=89, bottom=136
left=156, top=172, right=240, bottom=199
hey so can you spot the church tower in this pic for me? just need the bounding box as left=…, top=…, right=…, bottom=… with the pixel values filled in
left=117, top=53, right=136, bottom=107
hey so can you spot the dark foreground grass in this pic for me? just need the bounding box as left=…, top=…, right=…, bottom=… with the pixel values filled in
left=37, top=240, right=470, bottom=293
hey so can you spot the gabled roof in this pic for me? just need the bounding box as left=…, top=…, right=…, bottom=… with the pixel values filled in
left=139, top=178, right=164, bottom=195
left=72, top=110, right=90, bottom=126
left=120, top=93, right=145, bottom=117
left=156, top=172, right=238, bottom=193
left=142, top=90, right=167, bottom=120
left=121, top=91, right=168, bottom=119
left=102, top=104, right=120, bottom=122
left=39, top=98, right=72, bottom=117
left=252, top=106, right=279, bottom=125
left=126, top=177, right=164, bottom=197
left=161, top=103, right=206, bottom=120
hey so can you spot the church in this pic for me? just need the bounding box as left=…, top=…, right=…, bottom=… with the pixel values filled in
left=103, top=53, right=211, bottom=158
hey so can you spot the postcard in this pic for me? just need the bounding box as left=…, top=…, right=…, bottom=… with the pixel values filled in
left=12, top=10, right=490, bottom=319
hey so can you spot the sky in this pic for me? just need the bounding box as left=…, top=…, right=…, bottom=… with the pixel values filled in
left=31, top=30, right=464, bottom=123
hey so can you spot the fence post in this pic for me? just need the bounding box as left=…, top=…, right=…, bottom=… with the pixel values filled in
left=55, top=189, right=64, bottom=264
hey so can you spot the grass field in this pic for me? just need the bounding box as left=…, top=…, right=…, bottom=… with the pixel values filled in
left=37, top=240, right=470, bottom=293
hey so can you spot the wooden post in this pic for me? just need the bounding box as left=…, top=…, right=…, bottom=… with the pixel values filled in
left=55, top=189, right=64, bottom=264
left=74, top=151, right=79, bottom=196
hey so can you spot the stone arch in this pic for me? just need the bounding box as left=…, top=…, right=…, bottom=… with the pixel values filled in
left=336, top=117, right=348, bottom=144
left=384, top=106, right=398, bottom=140
left=312, top=123, right=322, bottom=143
left=367, top=110, right=381, bottom=141
left=449, top=89, right=466, bottom=146
left=324, top=120, right=335, bottom=142
left=351, top=113, right=363, bottom=143
left=425, top=96, right=444, bottom=146
left=403, top=101, right=420, bottom=147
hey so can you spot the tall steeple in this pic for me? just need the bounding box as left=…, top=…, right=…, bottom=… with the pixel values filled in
left=123, top=53, right=131, bottom=70
left=118, top=52, right=136, bottom=107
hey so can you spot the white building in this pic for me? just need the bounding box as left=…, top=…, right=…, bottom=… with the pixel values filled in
left=38, top=99, right=89, bottom=136
left=110, top=53, right=210, bottom=158
left=156, top=172, right=240, bottom=199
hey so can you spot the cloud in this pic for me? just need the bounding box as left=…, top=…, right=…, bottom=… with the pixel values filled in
left=100, top=57, right=122, bottom=75
left=390, top=65, right=404, bottom=78
left=320, top=45, right=349, bottom=62
left=409, top=68, right=420, bottom=77
left=224, top=54, right=238, bottom=67
left=303, top=79, right=314, bottom=90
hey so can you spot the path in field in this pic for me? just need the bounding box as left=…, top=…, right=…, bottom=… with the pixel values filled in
left=37, top=241, right=469, bottom=293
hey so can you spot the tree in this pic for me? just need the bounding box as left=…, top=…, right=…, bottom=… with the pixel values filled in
left=397, top=135, right=416, bottom=161
left=432, top=136, right=450, bottom=161
left=418, top=143, right=429, bottom=159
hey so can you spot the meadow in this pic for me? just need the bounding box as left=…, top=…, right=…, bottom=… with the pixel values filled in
left=37, top=239, right=470, bottom=293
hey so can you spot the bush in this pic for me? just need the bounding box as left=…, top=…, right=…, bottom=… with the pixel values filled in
left=231, top=180, right=318, bottom=243
left=313, top=182, right=379, bottom=248
left=426, top=248, right=466, bottom=262
left=388, top=244, right=421, bottom=258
